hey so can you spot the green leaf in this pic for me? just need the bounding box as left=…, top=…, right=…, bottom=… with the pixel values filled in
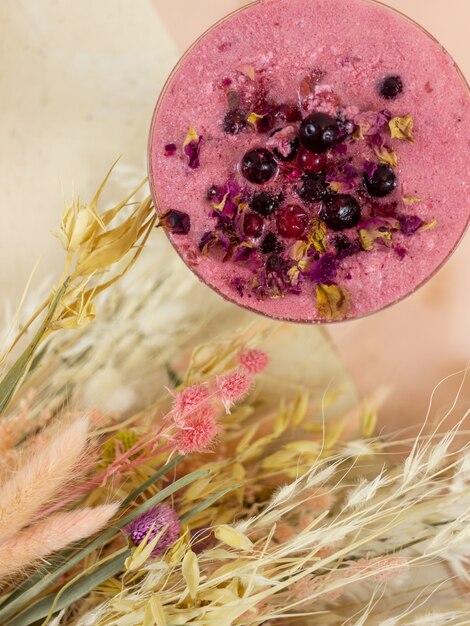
left=6, top=551, right=130, bottom=626
left=0, top=457, right=196, bottom=623
left=0, top=283, right=67, bottom=415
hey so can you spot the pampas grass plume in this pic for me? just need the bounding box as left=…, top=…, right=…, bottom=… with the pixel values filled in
left=0, top=416, right=90, bottom=542
left=0, top=503, right=119, bottom=579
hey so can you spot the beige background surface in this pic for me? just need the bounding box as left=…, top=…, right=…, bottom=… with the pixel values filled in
left=0, top=0, right=468, bottom=431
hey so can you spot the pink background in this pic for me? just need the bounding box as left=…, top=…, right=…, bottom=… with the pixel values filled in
left=0, top=0, right=468, bottom=433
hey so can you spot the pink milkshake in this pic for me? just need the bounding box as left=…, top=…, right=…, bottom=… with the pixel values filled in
left=148, top=0, right=470, bottom=323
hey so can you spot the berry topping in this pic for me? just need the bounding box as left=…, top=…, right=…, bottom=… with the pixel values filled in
left=261, top=232, right=283, bottom=254
left=251, top=192, right=282, bottom=216
left=275, top=103, right=302, bottom=123
left=364, top=164, right=397, bottom=197
left=299, top=113, right=340, bottom=153
left=296, top=175, right=328, bottom=204
left=206, top=185, right=222, bottom=201
left=223, top=109, right=247, bottom=135
left=266, top=253, right=286, bottom=273
left=379, top=75, right=404, bottom=100
left=160, top=210, right=191, bottom=235
left=298, top=149, right=327, bottom=174
left=240, top=148, right=278, bottom=184
left=319, top=195, right=361, bottom=231
left=268, top=126, right=300, bottom=162
left=276, top=204, right=309, bottom=239
left=243, top=212, right=264, bottom=238
left=256, top=113, right=275, bottom=134
left=164, top=143, right=177, bottom=156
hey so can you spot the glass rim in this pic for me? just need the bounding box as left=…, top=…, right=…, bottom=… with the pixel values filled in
left=147, top=0, right=470, bottom=324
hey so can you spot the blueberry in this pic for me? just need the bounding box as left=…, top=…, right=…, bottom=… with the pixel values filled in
left=364, top=164, right=397, bottom=197
left=223, top=109, right=247, bottom=135
left=296, top=175, right=328, bottom=204
left=299, top=113, right=340, bottom=154
left=261, top=232, right=283, bottom=254
left=379, top=75, right=403, bottom=100
left=241, top=148, right=278, bottom=184
left=251, top=192, right=282, bottom=216
left=319, top=195, right=361, bottom=231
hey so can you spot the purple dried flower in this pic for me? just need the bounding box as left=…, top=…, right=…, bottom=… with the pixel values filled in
left=331, top=142, right=348, bottom=155
left=399, top=215, right=424, bottom=236
left=394, top=244, right=407, bottom=259
left=125, top=504, right=181, bottom=557
left=364, top=160, right=378, bottom=179
left=307, top=253, right=338, bottom=285
left=199, top=230, right=232, bottom=260
left=164, top=143, right=177, bottom=157
left=160, top=210, right=190, bottom=235
left=184, top=136, right=203, bottom=169
left=233, top=243, right=254, bottom=262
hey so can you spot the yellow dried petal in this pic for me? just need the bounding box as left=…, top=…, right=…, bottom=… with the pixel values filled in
left=403, top=195, right=421, bottom=205
left=374, top=146, right=398, bottom=167
left=389, top=115, right=415, bottom=142
left=183, top=127, right=199, bottom=148
left=247, top=112, right=264, bottom=126
left=419, top=219, right=438, bottom=232
left=316, top=284, right=350, bottom=321
left=239, top=65, right=255, bottom=80
left=215, top=525, right=253, bottom=551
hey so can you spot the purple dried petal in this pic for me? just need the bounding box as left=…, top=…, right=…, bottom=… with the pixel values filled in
left=331, top=142, right=348, bottom=155
left=333, top=236, right=363, bottom=260
left=359, top=216, right=400, bottom=231
left=160, top=210, right=190, bottom=235
left=307, top=253, right=338, bottom=285
left=364, top=160, right=378, bottom=178
left=199, top=230, right=232, bottom=261
left=184, top=136, right=203, bottom=169
left=233, top=244, right=254, bottom=262
left=394, top=244, right=407, bottom=259
left=399, top=215, right=424, bottom=236
left=164, top=143, right=177, bottom=157
left=343, top=163, right=359, bottom=180
left=368, top=132, right=385, bottom=147
left=370, top=201, right=399, bottom=218
left=230, top=277, right=246, bottom=297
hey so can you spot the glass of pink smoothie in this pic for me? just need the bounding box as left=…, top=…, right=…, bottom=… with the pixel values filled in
left=148, top=0, right=470, bottom=323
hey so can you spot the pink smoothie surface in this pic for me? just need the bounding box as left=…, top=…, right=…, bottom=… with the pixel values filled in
left=149, top=0, right=470, bottom=323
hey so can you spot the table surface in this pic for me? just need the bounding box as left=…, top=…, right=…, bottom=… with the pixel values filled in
left=0, top=0, right=468, bottom=432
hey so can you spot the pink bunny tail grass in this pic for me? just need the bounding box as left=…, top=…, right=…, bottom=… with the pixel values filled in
left=0, top=416, right=90, bottom=543
left=174, top=406, right=221, bottom=455
left=237, top=349, right=270, bottom=375
left=0, top=503, right=119, bottom=581
left=216, top=370, right=253, bottom=414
